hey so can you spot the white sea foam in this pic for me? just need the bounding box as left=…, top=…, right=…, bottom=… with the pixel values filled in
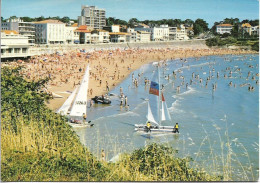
left=178, top=87, right=197, bottom=96
left=94, top=111, right=140, bottom=121
left=168, top=99, right=184, bottom=113
left=188, top=61, right=216, bottom=68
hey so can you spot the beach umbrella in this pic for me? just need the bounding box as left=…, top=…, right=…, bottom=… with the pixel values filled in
left=17, top=59, right=23, bottom=63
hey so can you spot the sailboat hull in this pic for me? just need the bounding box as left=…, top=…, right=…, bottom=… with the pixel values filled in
left=134, top=124, right=178, bottom=133
left=67, top=121, right=94, bottom=128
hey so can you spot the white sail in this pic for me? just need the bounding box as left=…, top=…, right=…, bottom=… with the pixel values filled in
left=147, top=102, right=159, bottom=126
left=70, top=65, right=90, bottom=117
left=161, top=93, right=171, bottom=121
left=56, top=87, right=78, bottom=115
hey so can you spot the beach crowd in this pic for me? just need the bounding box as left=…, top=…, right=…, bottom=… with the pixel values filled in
left=2, top=46, right=257, bottom=110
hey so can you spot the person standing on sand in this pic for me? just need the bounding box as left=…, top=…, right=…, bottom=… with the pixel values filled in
left=83, top=113, right=87, bottom=123
left=125, top=96, right=128, bottom=106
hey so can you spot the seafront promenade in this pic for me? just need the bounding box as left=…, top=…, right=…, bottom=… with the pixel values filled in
left=29, top=39, right=208, bottom=56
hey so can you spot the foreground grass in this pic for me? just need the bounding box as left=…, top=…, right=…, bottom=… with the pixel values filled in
left=1, top=66, right=222, bottom=181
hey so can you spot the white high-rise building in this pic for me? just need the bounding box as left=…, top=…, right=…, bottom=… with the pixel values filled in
left=78, top=5, right=106, bottom=29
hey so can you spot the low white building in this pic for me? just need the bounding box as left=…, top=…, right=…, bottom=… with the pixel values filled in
left=75, top=25, right=91, bottom=44
left=127, top=28, right=151, bottom=42
left=1, top=30, right=30, bottom=59
left=127, top=28, right=137, bottom=42
left=65, top=23, right=79, bottom=44
left=169, top=27, right=177, bottom=40
left=176, top=24, right=189, bottom=40
left=251, top=26, right=259, bottom=36
left=137, top=31, right=151, bottom=42
left=34, top=19, right=66, bottom=44
left=216, top=24, right=233, bottom=34
left=109, top=32, right=130, bottom=43
left=151, top=25, right=169, bottom=41
left=111, top=25, right=120, bottom=32
left=91, top=29, right=110, bottom=43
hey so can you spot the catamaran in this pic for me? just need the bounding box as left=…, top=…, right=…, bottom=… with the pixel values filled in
left=56, top=64, right=93, bottom=128
left=135, top=63, right=177, bottom=133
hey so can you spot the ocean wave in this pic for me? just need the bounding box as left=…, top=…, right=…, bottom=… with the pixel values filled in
left=94, top=111, right=140, bottom=121
left=177, top=86, right=197, bottom=96
left=188, top=61, right=216, bottom=68
left=168, top=100, right=184, bottom=113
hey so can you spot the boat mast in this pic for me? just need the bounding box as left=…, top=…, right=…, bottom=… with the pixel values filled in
left=158, top=64, right=161, bottom=126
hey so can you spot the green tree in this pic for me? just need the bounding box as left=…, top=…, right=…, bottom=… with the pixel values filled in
left=61, top=16, right=70, bottom=23
left=35, top=16, right=45, bottom=21
left=106, top=17, right=115, bottom=26
left=1, top=16, right=5, bottom=22
left=114, top=18, right=127, bottom=25
left=21, top=16, right=33, bottom=22
left=128, top=18, right=139, bottom=27
left=223, top=18, right=240, bottom=25
left=172, top=19, right=182, bottom=26
left=10, top=15, right=18, bottom=19
left=193, top=18, right=209, bottom=35
left=241, top=19, right=249, bottom=24
left=249, top=19, right=259, bottom=26
left=184, top=19, right=194, bottom=27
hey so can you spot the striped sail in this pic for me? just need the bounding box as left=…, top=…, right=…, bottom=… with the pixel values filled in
left=147, top=67, right=160, bottom=126
left=161, top=93, right=171, bottom=121
left=70, top=65, right=90, bottom=117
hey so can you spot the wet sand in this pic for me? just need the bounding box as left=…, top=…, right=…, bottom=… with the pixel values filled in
left=2, top=47, right=256, bottom=111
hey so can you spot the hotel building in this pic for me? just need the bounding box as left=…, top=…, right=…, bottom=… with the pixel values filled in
left=34, top=19, right=66, bottom=44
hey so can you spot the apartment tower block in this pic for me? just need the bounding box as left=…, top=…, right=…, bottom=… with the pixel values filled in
left=78, top=5, right=106, bottom=30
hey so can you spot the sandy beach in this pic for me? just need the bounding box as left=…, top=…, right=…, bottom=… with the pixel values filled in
left=3, top=46, right=256, bottom=111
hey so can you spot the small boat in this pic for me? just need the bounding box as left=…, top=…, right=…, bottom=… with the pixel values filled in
left=56, top=65, right=93, bottom=128
left=135, top=64, right=178, bottom=133
left=91, top=95, right=111, bottom=104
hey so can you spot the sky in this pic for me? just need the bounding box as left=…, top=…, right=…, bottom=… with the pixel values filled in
left=1, top=0, right=259, bottom=27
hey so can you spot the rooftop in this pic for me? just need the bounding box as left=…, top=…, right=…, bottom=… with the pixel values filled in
left=34, top=19, right=64, bottom=24
left=1, top=30, right=19, bottom=35
left=217, top=24, right=233, bottom=27
left=242, top=23, right=251, bottom=27
left=75, top=25, right=91, bottom=33
left=94, top=29, right=109, bottom=32
left=109, top=32, right=130, bottom=35
left=71, top=23, right=78, bottom=27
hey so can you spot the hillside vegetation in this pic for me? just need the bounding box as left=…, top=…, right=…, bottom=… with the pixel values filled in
left=206, top=36, right=259, bottom=51
left=1, top=66, right=222, bottom=181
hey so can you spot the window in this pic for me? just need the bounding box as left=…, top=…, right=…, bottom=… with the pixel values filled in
left=22, top=48, right=27, bottom=53
left=14, top=48, right=20, bottom=53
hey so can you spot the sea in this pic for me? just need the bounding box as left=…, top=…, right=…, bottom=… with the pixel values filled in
left=73, top=54, right=259, bottom=181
